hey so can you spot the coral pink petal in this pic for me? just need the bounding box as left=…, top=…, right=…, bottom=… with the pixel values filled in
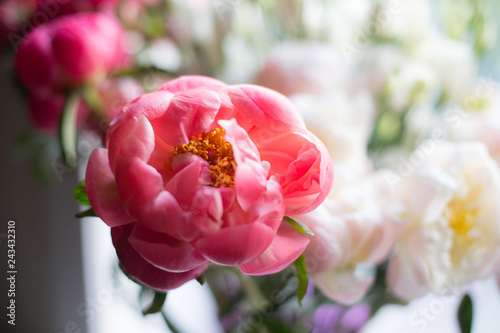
left=113, top=158, right=172, bottom=228
left=85, top=148, right=135, bottom=227
left=220, top=119, right=268, bottom=211
left=246, top=179, right=285, bottom=232
left=258, top=131, right=333, bottom=215
left=129, top=223, right=207, bottom=273
left=226, top=84, right=306, bottom=135
left=122, top=90, right=174, bottom=119
left=157, top=89, right=221, bottom=146
left=166, top=154, right=210, bottom=206
left=258, top=131, right=313, bottom=175
left=158, top=75, right=226, bottom=94
left=298, top=133, right=334, bottom=215
left=107, top=91, right=173, bottom=147
left=239, top=221, right=310, bottom=276
left=186, top=187, right=224, bottom=235
left=192, top=223, right=275, bottom=266
left=108, top=114, right=155, bottom=173
left=111, top=224, right=207, bottom=291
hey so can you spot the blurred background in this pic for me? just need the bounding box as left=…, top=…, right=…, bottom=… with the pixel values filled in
left=1, top=0, right=500, bottom=332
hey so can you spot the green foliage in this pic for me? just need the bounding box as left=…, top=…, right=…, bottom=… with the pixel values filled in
left=75, top=207, right=97, bottom=218
left=284, top=216, right=314, bottom=236
left=458, top=293, right=473, bottom=333
left=74, top=180, right=91, bottom=206
left=293, top=254, right=308, bottom=305
left=142, top=290, right=167, bottom=316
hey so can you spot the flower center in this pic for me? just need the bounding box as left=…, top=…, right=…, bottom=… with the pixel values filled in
left=443, top=182, right=483, bottom=266
left=170, top=127, right=236, bottom=187
left=444, top=184, right=482, bottom=238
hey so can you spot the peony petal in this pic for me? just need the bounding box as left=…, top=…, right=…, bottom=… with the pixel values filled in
left=158, top=75, right=226, bottom=94
left=239, top=221, right=310, bottom=276
left=122, top=90, right=174, bottom=120
left=108, top=114, right=155, bottom=173
left=258, top=130, right=333, bottom=215
left=85, top=148, right=135, bottom=227
left=107, top=90, right=173, bottom=147
left=226, top=84, right=306, bottom=138
left=129, top=223, right=207, bottom=273
left=220, top=119, right=268, bottom=211
left=111, top=224, right=207, bottom=292
left=114, top=157, right=186, bottom=237
left=155, top=89, right=221, bottom=146
left=312, top=266, right=375, bottom=305
left=303, top=133, right=334, bottom=214
left=166, top=154, right=211, bottom=206
left=192, top=223, right=275, bottom=266
left=386, top=244, right=432, bottom=301
left=300, top=205, right=346, bottom=274
left=186, top=186, right=224, bottom=235
left=245, top=178, right=285, bottom=232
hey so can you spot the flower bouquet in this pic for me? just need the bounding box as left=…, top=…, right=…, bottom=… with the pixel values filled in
left=3, top=0, right=500, bottom=332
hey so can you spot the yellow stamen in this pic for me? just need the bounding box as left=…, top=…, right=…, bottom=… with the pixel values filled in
left=443, top=181, right=483, bottom=266
left=444, top=184, right=482, bottom=238
left=168, top=128, right=236, bottom=187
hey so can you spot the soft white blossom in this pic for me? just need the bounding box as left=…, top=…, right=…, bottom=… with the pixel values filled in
left=387, top=141, right=500, bottom=300
left=299, top=171, right=405, bottom=304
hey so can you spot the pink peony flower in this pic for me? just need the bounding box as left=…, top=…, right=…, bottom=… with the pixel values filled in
left=85, top=76, right=333, bottom=291
left=15, top=12, right=129, bottom=94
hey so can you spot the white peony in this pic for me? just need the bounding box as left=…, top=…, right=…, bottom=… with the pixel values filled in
left=299, top=171, right=405, bottom=304
left=387, top=141, right=500, bottom=300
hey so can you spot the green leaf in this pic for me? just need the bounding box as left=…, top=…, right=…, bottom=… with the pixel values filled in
left=74, top=180, right=91, bottom=206
left=196, top=274, right=205, bottom=285
left=142, top=291, right=167, bottom=315
left=59, top=92, right=80, bottom=168
left=284, top=216, right=314, bottom=236
left=75, top=207, right=98, bottom=218
left=293, top=254, right=308, bottom=305
left=458, top=293, right=473, bottom=333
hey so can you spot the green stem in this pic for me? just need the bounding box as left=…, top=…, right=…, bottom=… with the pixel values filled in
left=58, top=92, right=80, bottom=168
left=233, top=269, right=267, bottom=309
left=233, top=269, right=271, bottom=333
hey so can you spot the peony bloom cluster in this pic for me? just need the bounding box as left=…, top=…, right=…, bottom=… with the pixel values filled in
left=85, top=76, right=333, bottom=291
left=14, top=12, right=129, bottom=132
left=387, top=141, right=500, bottom=300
